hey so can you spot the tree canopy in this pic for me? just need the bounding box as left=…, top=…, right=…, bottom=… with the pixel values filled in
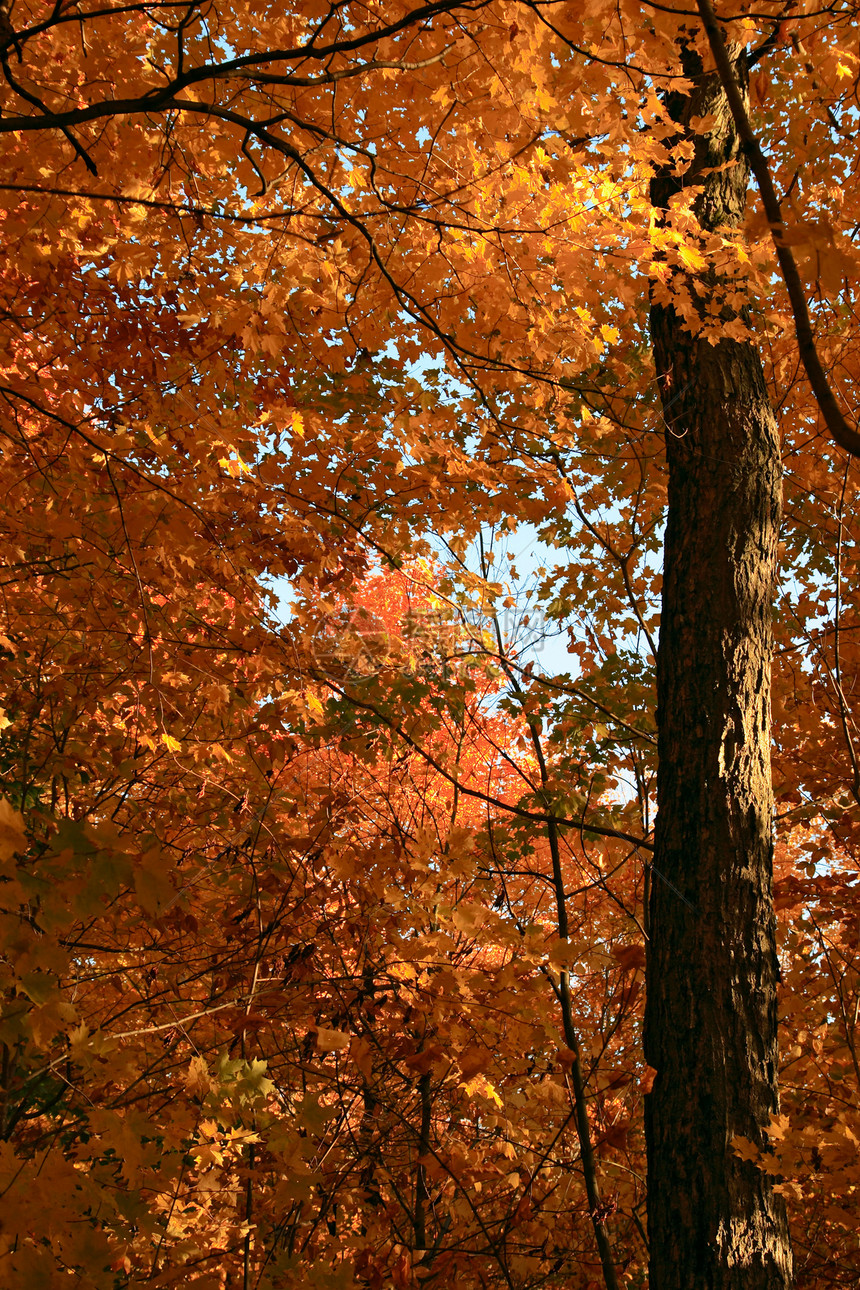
left=1, top=1, right=860, bottom=1287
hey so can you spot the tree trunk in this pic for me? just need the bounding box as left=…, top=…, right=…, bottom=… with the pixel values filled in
left=644, top=46, right=793, bottom=1289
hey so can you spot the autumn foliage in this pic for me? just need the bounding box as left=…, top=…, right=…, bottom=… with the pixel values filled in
left=1, top=0, right=860, bottom=1287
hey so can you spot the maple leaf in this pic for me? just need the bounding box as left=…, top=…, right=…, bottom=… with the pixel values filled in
left=314, top=1027, right=350, bottom=1053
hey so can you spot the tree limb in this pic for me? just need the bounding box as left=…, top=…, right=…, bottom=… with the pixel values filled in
left=695, top=0, right=860, bottom=457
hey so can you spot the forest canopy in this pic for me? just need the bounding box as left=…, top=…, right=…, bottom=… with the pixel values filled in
left=0, top=1, right=859, bottom=1287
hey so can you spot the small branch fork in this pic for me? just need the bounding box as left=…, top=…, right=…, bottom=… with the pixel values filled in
left=695, top=0, right=860, bottom=457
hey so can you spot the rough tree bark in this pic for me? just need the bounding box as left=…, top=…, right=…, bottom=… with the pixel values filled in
left=644, top=45, right=794, bottom=1289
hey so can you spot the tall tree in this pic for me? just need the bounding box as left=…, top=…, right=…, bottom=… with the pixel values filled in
left=646, top=41, right=792, bottom=1288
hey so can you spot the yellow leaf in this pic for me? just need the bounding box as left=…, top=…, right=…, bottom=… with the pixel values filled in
left=731, top=1135, right=760, bottom=1163
left=186, top=1055, right=213, bottom=1098
left=0, top=798, right=26, bottom=863
left=17, top=972, right=56, bottom=1004
left=547, top=938, right=573, bottom=967
left=315, top=1027, right=350, bottom=1053
left=452, top=903, right=485, bottom=934
left=461, top=1074, right=502, bottom=1108
left=678, top=243, right=706, bottom=272
left=161, top=733, right=181, bottom=752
